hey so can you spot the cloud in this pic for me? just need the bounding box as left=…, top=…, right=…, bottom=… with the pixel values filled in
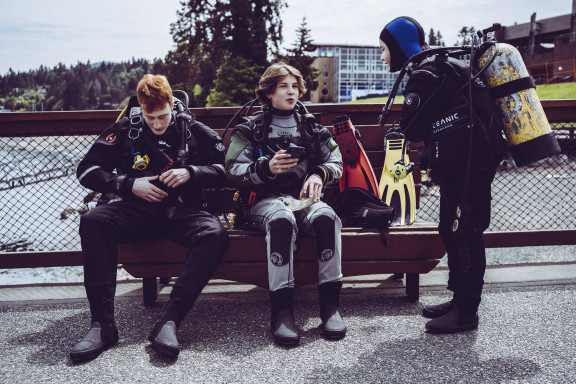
left=0, top=0, right=179, bottom=74
left=0, top=0, right=571, bottom=74
left=282, top=0, right=570, bottom=47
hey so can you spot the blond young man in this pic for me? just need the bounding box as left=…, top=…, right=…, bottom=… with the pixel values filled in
left=225, top=63, right=346, bottom=346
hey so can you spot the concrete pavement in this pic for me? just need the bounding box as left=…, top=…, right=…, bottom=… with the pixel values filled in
left=1, top=263, right=576, bottom=383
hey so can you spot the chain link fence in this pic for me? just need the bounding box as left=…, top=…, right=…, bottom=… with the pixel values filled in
left=1, top=135, right=95, bottom=252
left=1, top=124, right=575, bottom=252
left=418, top=122, right=576, bottom=230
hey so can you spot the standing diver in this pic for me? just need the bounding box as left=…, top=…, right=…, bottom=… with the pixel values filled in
left=225, top=62, right=346, bottom=346
left=71, top=74, right=229, bottom=361
left=378, top=17, right=507, bottom=333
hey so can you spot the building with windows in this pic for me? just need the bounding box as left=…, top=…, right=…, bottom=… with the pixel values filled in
left=309, top=44, right=403, bottom=103
left=308, top=9, right=576, bottom=104
left=496, top=11, right=576, bottom=84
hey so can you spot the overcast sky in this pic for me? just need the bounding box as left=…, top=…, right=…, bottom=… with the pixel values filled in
left=0, top=0, right=571, bottom=75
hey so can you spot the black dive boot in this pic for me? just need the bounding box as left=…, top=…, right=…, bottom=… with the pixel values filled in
left=318, top=281, right=347, bottom=340
left=425, top=306, right=479, bottom=334
left=422, top=300, right=455, bottom=319
left=70, top=297, right=118, bottom=363
left=270, top=288, right=300, bottom=347
left=148, top=297, right=189, bottom=358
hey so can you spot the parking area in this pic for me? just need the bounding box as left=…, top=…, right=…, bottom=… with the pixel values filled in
left=1, top=263, right=575, bottom=383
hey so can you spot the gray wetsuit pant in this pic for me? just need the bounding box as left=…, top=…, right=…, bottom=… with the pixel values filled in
left=250, top=195, right=343, bottom=291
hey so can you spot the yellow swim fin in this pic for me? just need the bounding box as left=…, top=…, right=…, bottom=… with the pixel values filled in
left=378, top=131, right=416, bottom=226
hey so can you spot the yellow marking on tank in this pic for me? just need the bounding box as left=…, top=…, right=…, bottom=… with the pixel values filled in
left=476, top=43, right=560, bottom=165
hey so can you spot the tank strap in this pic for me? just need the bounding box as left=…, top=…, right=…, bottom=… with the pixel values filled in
left=233, top=113, right=266, bottom=160
left=128, top=108, right=143, bottom=141
left=123, top=110, right=143, bottom=159
left=293, top=109, right=324, bottom=167
left=488, top=76, right=536, bottom=100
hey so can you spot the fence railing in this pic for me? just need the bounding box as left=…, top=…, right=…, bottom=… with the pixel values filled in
left=528, top=59, right=576, bottom=84
left=0, top=101, right=575, bottom=263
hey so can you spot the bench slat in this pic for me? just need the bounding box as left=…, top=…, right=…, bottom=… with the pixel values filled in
left=117, top=223, right=445, bottom=263
left=485, top=229, right=576, bottom=248
left=122, top=259, right=440, bottom=288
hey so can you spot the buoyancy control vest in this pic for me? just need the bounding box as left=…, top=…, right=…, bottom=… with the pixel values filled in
left=229, top=104, right=334, bottom=226
left=404, top=55, right=508, bottom=172
left=116, top=95, right=226, bottom=207
left=232, top=104, right=331, bottom=168
left=119, top=96, right=200, bottom=177
left=379, top=24, right=559, bottom=170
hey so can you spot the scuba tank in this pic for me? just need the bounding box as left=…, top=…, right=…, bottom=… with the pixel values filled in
left=378, top=23, right=560, bottom=168
left=475, top=43, right=560, bottom=166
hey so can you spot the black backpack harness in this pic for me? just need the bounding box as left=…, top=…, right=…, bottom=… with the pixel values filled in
left=231, top=101, right=328, bottom=168
left=120, top=93, right=198, bottom=176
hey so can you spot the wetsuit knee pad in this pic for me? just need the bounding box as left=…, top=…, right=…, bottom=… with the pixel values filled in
left=269, top=218, right=294, bottom=267
left=312, top=216, right=336, bottom=262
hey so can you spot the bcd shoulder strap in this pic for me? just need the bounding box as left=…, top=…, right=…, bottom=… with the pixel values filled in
left=120, top=105, right=199, bottom=170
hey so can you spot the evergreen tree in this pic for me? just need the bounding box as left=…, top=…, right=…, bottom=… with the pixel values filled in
left=456, top=26, right=474, bottom=46
left=428, top=28, right=437, bottom=46
left=436, top=31, right=445, bottom=47
left=87, top=86, right=97, bottom=106
left=282, top=17, right=318, bottom=100
left=162, top=0, right=286, bottom=106
left=0, top=59, right=153, bottom=111
left=206, top=57, right=264, bottom=107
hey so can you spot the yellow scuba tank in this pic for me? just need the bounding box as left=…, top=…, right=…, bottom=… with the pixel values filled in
left=476, top=43, right=561, bottom=166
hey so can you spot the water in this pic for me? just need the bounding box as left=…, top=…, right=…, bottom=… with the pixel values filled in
left=0, top=266, right=135, bottom=285
left=1, top=175, right=86, bottom=251
left=1, top=149, right=575, bottom=286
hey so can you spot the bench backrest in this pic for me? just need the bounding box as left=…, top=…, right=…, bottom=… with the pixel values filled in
left=207, top=122, right=423, bottom=216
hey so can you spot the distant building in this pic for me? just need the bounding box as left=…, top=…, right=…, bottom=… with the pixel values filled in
left=496, top=11, right=576, bottom=83
left=309, top=44, right=403, bottom=103
left=309, top=9, right=576, bottom=104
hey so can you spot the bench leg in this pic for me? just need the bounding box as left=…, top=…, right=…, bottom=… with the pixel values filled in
left=405, top=273, right=419, bottom=302
left=159, top=277, right=170, bottom=285
left=143, top=277, right=158, bottom=307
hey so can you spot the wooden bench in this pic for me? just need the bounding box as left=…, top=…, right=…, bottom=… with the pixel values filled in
left=1, top=103, right=575, bottom=307
left=119, top=220, right=444, bottom=306
left=118, top=119, right=447, bottom=306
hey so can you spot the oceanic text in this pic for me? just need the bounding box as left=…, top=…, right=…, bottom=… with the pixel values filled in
left=433, top=113, right=459, bottom=128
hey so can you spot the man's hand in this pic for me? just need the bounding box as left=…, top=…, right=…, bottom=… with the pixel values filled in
left=268, top=150, right=299, bottom=175
left=300, top=174, right=323, bottom=202
left=159, top=168, right=190, bottom=188
left=132, top=176, right=168, bottom=203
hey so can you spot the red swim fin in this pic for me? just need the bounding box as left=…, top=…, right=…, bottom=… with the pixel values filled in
left=332, top=115, right=379, bottom=196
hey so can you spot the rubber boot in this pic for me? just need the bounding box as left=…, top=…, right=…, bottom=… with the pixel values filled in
left=318, top=281, right=347, bottom=340
left=148, top=297, right=189, bottom=358
left=70, top=297, right=118, bottom=363
left=422, top=300, right=455, bottom=319
left=270, top=288, right=299, bottom=347
left=425, top=306, right=479, bottom=334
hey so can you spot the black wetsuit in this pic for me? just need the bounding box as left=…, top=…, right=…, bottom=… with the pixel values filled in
left=76, top=110, right=229, bottom=306
left=400, top=57, right=507, bottom=313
